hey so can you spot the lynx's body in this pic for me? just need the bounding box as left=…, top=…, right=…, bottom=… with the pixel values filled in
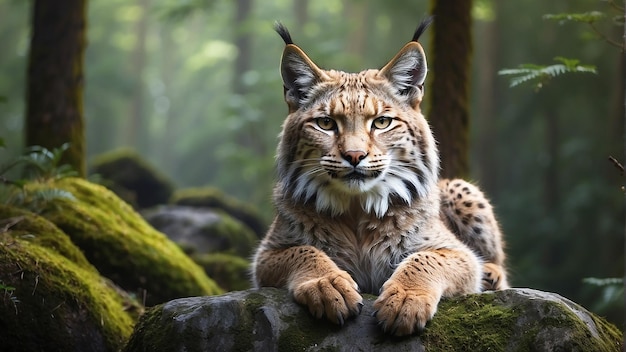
left=253, top=19, right=508, bottom=336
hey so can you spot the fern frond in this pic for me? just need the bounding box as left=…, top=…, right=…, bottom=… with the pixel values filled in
left=583, top=277, right=624, bottom=287
left=543, top=11, right=605, bottom=24
left=498, top=57, right=597, bottom=89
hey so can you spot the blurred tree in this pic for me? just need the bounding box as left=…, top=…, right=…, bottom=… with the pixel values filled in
left=128, top=0, right=150, bottom=152
left=25, top=0, right=87, bottom=177
left=428, top=0, right=473, bottom=179
left=473, top=0, right=500, bottom=195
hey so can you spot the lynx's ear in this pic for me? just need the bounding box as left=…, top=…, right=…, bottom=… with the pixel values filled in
left=379, top=17, right=432, bottom=104
left=275, top=23, right=325, bottom=111
left=379, top=42, right=427, bottom=102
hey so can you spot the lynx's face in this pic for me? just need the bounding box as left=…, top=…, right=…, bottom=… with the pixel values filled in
left=275, top=27, right=439, bottom=217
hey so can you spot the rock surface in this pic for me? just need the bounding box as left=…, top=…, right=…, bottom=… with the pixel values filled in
left=28, top=178, right=222, bottom=305
left=143, top=205, right=257, bottom=257
left=124, top=287, right=623, bottom=352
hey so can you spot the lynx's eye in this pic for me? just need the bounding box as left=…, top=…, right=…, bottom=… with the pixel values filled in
left=316, top=117, right=337, bottom=131
left=372, top=116, right=392, bottom=130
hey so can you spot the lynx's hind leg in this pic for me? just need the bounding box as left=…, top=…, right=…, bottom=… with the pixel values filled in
left=438, top=179, right=509, bottom=290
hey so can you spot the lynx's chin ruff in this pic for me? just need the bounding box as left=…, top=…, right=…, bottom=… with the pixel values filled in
left=253, top=18, right=509, bottom=336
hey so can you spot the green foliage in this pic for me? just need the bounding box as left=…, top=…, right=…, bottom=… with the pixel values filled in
left=582, top=277, right=624, bottom=318
left=498, top=57, right=597, bottom=89
left=543, top=11, right=606, bottom=24
left=0, top=280, right=19, bottom=314
left=0, top=143, right=77, bottom=212
left=1, top=143, right=76, bottom=182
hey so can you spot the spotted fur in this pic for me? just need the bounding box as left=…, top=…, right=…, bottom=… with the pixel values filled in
left=253, top=19, right=508, bottom=336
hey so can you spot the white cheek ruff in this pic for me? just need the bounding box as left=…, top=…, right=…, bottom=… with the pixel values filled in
left=287, top=161, right=434, bottom=218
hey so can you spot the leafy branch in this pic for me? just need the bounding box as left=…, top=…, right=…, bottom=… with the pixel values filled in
left=498, top=57, right=597, bottom=90
left=543, top=7, right=625, bottom=50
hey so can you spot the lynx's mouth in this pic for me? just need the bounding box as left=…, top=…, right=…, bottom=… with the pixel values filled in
left=344, top=171, right=368, bottom=181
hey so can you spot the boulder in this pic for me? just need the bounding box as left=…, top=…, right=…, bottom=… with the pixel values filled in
left=143, top=205, right=257, bottom=258
left=0, top=210, right=137, bottom=352
left=171, top=187, right=267, bottom=238
left=90, top=148, right=174, bottom=209
left=124, top=288, right=623, bottom=352
left=27, top=178, right=222, bottom=305
left=191, top=252, right=251, bottom=292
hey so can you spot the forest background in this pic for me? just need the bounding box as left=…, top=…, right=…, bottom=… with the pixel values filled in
left=0, top=0, right=623, bottom=325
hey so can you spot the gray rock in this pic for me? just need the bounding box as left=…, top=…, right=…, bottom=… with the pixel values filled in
left=142, top=205, right=257, bottom=257
left=124, top=288, right=623, bottom=352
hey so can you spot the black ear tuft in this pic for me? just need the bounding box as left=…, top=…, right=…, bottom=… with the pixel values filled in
left=274, top=22, right=294, bottom=45
left=411, top=16, right=434, bottom=42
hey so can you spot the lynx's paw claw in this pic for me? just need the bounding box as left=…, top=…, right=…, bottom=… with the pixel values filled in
left=482, top=263, right=509, bottom=291
left=292, top=270, right=362, bottom=325
left=373, top=279, right=438, bottom=336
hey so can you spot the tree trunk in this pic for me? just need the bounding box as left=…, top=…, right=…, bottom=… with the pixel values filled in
left=427, top=0, right=473, bottom=179
left=233, top=0, right=252, bottom=96
left=128, top=0, right=149, bottom=152
left=293, top=0, right=308, bottom=31
left=25, top=0, right=87, bottom=177
left=473, top=7, right=500, bottom=195
left=233, top=0, right=255, bottom=150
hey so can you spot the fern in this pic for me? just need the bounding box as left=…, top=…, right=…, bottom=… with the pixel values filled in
left=498, top=57, right=597, bottom=90
left=0, top=142, right=78, bottom=213
left=21, top=144, right=78, bottom=181
left=7, top=188, right=76, bottom=213
left=0, top=281, right=19, bottom=315
left=543, top=11, right=606, bottom=24
left=582, top=277, right=624, bottom=314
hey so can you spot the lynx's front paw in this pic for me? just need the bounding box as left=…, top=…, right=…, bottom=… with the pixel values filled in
left=292, top=270, right=363, bottom=325
left=373, top=278, right=439, bottom=336
left=482, top=263, right=509, bottom=291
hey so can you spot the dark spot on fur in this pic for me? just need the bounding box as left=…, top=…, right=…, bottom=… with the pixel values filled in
left=474, top=216, right=483, bottom=223
left=473, top=227, right=482, bottom=235
left=463, top=201, right=473, bottom=207
left=456, top=193, right=462, bottom=199
left=478, top=203, right=486, bottom=209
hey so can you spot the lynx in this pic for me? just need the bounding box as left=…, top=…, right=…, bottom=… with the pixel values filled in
left=252, top=18, right=508, bottom=336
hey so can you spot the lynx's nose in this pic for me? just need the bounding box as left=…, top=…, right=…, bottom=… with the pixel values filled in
left=342, top=150, right=367, bottom=166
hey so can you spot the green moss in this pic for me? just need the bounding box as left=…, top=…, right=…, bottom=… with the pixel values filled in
left=123, top=304, right=173, bottom=352
left=0, top=205, right=91, bottom=268
left=192, top=252, right=251, bottom=291
left=90, top=148, right=174, bottom=208
left=422, top=292, right=516, bottom=351
left=589, top=312, right=624, bottom=352
left=0, top=234, right=135, bottom=351
left=28, top=177, right=222, bottom=306
left=204, top=210, right=258, bottom=257
left=172, top=187, right=267, bottom=238
left=423, top=291, right=623, bottom=352
left=277, top=300, right=342, bottom=351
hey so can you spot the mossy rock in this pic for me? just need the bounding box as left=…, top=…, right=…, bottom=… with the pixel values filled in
left=171, top=187, right=267, bottom=238
left=28, top=177, right=222, bottom=306
left=90, top=148, right=174, bottom=209
left=143, top=205, right=258, bottom=258
left=191, top=252, right=251, bottom=292
left=124, top=288, right=623, bottom=352
left=0, top=205, right=91, bottom=268
left=0, top=232, right=135, bottom=351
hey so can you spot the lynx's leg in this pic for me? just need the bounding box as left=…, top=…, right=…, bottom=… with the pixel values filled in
left=373, top=246, right=482, bottom=336
left=439, top=179, right=509, bottom=290
left=253, top=245, right=363, bottom=325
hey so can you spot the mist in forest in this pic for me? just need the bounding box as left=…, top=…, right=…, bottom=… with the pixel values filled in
left=0, top=0, right=623, bottom=325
